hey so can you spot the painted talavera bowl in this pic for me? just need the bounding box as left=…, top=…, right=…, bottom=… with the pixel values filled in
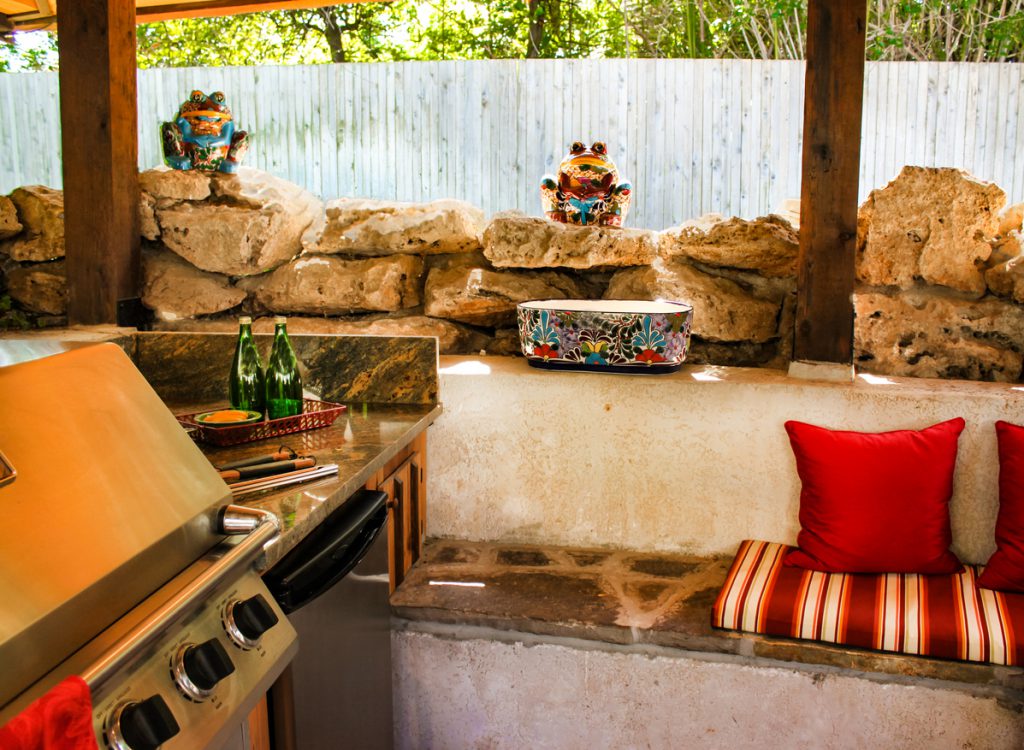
left=517, top=299, right=693, bottom=374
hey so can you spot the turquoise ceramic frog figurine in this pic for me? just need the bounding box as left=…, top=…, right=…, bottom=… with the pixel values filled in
left=540, top=141, right=632, bottom=227
left=161, top=90, right=249, bottom=173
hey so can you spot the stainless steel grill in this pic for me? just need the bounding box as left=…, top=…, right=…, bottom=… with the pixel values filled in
left=0, top=343, right=296, bottom=750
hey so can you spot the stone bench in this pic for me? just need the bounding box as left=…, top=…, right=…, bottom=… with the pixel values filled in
left=390, top=539, right=1024, bottom=749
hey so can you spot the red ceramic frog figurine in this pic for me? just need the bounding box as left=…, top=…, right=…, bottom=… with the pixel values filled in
left=540, top=141, right=632, bottom=227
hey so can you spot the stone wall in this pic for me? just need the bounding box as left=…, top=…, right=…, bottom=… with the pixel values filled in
left=2, top=165, right=1022, bottom=381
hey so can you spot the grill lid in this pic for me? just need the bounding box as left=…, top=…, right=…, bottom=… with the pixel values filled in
left=0, top=343, right=230, bottom=708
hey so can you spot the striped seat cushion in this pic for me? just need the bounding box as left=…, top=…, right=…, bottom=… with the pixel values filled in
left=712, top=540, right=1024, bottom=666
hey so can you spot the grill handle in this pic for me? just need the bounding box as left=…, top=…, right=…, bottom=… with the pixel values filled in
left=80, top=506, right=280, bottom=694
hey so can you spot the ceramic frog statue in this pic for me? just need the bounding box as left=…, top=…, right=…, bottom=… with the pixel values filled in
left=161, top=90, right=249, bottom=173
left=540, top=141, right=632, bottom=227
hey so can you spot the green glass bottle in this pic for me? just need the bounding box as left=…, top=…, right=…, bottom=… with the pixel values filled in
left=265, top=316, right=303, bottom=419
left=228, top=316, right=265, bottom=414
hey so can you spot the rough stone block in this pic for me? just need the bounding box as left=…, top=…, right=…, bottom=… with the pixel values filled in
left=483, top=212, right=658, bottom=269
left=998, top=202, right=1024, bottom=236
left=7, top=260, right=66, bottom=314
left=142, top=249, right=245, bottom=321
left=423, top=265, right=591, bottom=327
left=0, top=195, right=22, bottom=240
left=152, top=313, right=488, bottom=355
left=854, top=290, right=1024, bottom=381
left=0, top=186, right=64, bottom=262
left=605, top=258, right=781, bottom=343
left=139, top=168, right=212, bottom=202
left=139, top=192, right=160, bottom=241
left=308, top=198, right=484, bottom=256
left=252, top=254, right=423, bottom=314
left=661, top=214, right=799, bottom=278
left=857, top=166, right=1005, bottom=296
left=156, top=168, right=320, bottom=276
left=985, top=235, right=1024, bottom=304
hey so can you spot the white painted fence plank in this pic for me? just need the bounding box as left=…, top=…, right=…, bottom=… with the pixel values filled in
left=2, top=60, right=1023, bottom=229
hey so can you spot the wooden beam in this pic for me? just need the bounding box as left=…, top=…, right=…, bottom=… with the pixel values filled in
left=793, top=0, right=867, bottom=365
left=8, top=0, right=386, bottom=31
left=135, top=0, right=385, bottom=24
left=58, top=0, right=139, bottom=325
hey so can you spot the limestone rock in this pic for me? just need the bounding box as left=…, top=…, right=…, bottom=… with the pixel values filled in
left=142, top=249, right=245, bottom=321
left=152, top=313, right=487, bottom=354
left=157, top=170, right=320, bottom=276
left=139, top=192, right=159, bottom=241
left=486, top=328, right=523, bottom=356
left=7, top=261, right=66, bottom=314
left=775, top=199, right=800, bottom=229
left=686, top=339, right=780, bottom=368
left=854, top=291, right=1024, bottom=382
left=483, top=212, right=658, bottom=269
left=1, top=186, right=64, bottom=262
left=857, top=166, right=1005, bottom=296
left=605, top=259, right=781, bottom=343
left=0, top=195, right=22, bottom=240
left=308, top=198, right=484, bottom=256
left=139, top=168, right=211, bottom=202
left=986, top=231, right=1021, bottom=271
left=424, top=266, right=589, bottom=327
left=676, top=213, right=725, bottom=236
left=661, top=214, right=799, bottom=278
left=998, top=203, right=1024, bottom=236
left=349, top=315, right=490, bottom=354
left=985, top=238, right=1024, bottom=304
left=252, top=255, right=423, bottom=314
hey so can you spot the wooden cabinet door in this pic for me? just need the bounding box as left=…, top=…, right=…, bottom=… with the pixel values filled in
left=366, top=432, right=428, bottom=593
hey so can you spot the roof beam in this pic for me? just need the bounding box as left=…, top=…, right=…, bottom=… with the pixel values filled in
left=793, top=0, right=867, bottom=367
left=4, top=0, right=385, bottom=31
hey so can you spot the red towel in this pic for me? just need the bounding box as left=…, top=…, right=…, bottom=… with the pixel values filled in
left=0, top=676, right=97, bottom=750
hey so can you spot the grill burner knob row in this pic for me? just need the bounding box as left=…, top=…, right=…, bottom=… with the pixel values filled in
left=173, top=638, right=235, bottom=701
left=224, top=594, right=279, bottom=649
left=107, top=694, right=179, bottom=750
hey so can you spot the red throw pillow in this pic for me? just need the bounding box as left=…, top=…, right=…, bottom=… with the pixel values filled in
left=978, top=421, right=1024, bottom=592
left=784, top=418, right=965, bottom=574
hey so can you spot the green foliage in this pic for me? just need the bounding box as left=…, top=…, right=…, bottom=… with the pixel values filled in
left=135, top=14, right=329, bottom=68
left=0, top=32, right=58, bottom=72
left=0, top=1, right=1021, bottom=68
left=0, top=296, right=30, bottom=332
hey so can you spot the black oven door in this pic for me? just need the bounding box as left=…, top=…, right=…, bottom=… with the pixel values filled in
left=263, top=488, right=394, bottom=750
left=263, top=489, right=388, bottom=614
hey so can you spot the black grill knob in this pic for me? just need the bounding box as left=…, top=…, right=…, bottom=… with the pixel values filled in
left=233, top=594, right=279, bottom=641
left=117, top=695, right=179, bottom=750
left=182, top=638, right=235, bottom=691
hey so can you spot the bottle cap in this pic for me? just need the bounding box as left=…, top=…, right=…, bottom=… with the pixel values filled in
left=274, top=316, right=287, bottom=325
left=238, top=316, right=252, bottom=324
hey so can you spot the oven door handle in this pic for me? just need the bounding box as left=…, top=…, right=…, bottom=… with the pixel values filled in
left=80, top=506, right=280, bottom=693
left=263, top=490, right=389, bottom=614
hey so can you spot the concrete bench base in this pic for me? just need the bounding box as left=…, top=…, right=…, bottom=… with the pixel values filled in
left=391, top=539, right=1024, bottom=749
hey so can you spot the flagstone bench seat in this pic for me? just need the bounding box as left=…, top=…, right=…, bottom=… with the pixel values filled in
left=390, top=538, right=1024, bottom=697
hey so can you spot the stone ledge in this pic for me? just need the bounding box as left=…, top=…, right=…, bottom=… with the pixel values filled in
left=391, top=539, right=1024, bottom=696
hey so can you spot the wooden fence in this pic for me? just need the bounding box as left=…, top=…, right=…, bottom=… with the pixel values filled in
left=1, top=59, right=1021, bottom=228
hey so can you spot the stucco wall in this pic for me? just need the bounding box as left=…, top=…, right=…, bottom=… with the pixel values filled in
left=393, top=627, right=1024, bottom=749
left=429, top=356, right=1024, bottom=564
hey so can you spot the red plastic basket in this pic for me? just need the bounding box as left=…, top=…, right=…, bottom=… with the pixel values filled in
left=176, top=399, right=347, bottom=447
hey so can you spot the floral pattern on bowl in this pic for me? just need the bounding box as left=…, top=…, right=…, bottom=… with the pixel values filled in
left=517, top=299, right=693, bottom=373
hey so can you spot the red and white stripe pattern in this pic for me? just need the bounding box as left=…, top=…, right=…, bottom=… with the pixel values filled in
left=712, top=540, right=1024, bottom=666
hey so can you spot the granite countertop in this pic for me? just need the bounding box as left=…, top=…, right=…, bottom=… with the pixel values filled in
left=174, top=400, right=441, bottom=568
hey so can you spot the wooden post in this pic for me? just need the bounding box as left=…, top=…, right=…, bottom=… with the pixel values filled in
left=58, top=0, right=139, bottom=325
left=793, top=0, right=867, bottom=366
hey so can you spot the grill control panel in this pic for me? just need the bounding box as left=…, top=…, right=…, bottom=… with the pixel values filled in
left=91, top=571, right=296, bottom=750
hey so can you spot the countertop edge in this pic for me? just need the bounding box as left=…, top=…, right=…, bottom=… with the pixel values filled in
left=251, top=404, right=443, bottom=569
